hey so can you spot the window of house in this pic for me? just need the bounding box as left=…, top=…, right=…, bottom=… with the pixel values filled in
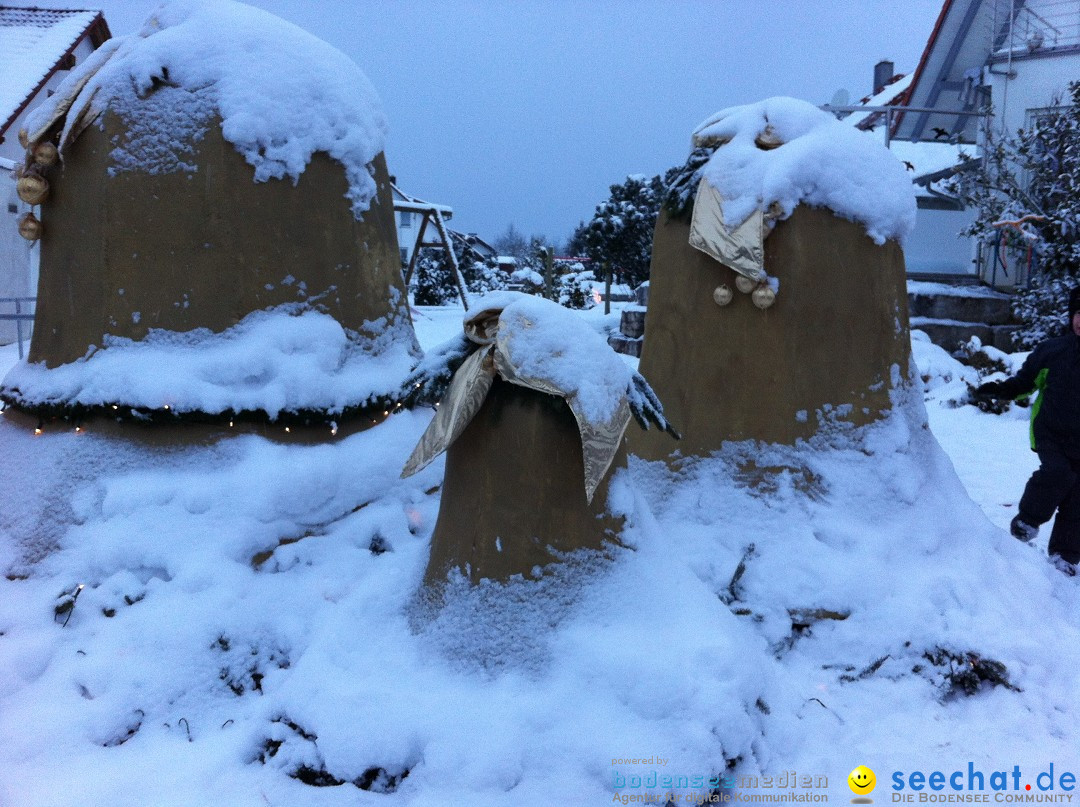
left=400, top=211, right=412, bottom=228
left=400, top=247, right=408, bottom=265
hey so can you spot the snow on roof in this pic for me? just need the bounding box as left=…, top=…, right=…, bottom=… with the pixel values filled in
left=858, top=72, right=915, bottom=107
left=693, top=97, right=917, bottom=245
left=391, top=183, right=453, bottom=216
left=0, top=6, right=103, bottom=137
left=844, top=72, right=915, bottom=130
left=888, top=140, right=969, bottom=183
left=25, top=0, right=387, bottom=216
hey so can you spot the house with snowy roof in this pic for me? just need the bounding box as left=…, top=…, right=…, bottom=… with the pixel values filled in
left=891, top=0, right=1080, bottom=287
left=825, top=59, right=980, bottom=280
left=391, top=182, right=454, bottom=269
left=0, top=5, right=111, bottom=345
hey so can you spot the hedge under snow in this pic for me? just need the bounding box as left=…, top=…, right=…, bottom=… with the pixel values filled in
left=26, top=0, right=388, bottom=216
left=693, top=97, right=917, bottom=245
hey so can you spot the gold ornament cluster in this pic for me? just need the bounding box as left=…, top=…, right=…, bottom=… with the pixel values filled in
left=714, top=274, right=777, bottom=310
left=13, top=128, right=59, bottom=242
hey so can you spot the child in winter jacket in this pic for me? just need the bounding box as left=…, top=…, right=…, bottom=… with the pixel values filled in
left=976, top=287, right=1080, bottom=575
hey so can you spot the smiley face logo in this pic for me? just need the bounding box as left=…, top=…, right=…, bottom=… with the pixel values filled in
left=848, top=765, right=876, bottom=795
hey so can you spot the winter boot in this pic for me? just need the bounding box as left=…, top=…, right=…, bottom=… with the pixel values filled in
left=1051, top=554, right=1078, bottom=577
left=1010, top=514, right=1039, bottom=543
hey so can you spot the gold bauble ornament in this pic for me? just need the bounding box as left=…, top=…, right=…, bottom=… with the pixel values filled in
left=32, top=141, right=59, bottom=167
left=18, top=128, right=29, bottom=149
left=735, top=275, right=756, bottom=294
left=18, top=213, right=42, bottom=241
left=754, top=125, right=784, bottom=150
left=752, top=285, right=776, bottom=310
left=712, top=284, right=733, bottom=306
left=16, top=174, right=49, bottom=205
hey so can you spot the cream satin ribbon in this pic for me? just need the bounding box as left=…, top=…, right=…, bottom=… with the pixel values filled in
left=688, top=177, right=767, bottom=281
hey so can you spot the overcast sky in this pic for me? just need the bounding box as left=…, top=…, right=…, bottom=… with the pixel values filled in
left=33, top=0, right=945, bottom=246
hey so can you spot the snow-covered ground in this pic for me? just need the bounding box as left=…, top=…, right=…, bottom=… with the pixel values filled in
left=0, top=307, right=1075, bottom=807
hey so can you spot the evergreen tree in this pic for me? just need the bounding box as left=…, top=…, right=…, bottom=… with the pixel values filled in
left=558, top=265, right=595, bottom=310
left=566, top=221, right=589, bottom=257
left=457, top=236, right=509, bottom=295
left=413, top=248, right=458, bottom=306
left=580, top=174, right=665, bottom=288
left=493, top=224, right=530, bottom=262
left=955, top=82, right=1080, bottom=348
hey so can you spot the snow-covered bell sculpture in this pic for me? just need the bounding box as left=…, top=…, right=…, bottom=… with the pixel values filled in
left=630, top=97, right=916, bottom=459
left=1, top=1, right=418, bottom=429
left=401, top=292, right=676, bottom=586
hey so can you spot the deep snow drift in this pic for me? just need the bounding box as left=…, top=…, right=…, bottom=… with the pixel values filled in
left=0, top=314, right=1076, bottom=806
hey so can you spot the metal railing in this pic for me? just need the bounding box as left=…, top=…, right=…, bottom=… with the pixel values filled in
left=820, top=104, right=990, bottom=147
left=0, top=297, right=36, bottom=360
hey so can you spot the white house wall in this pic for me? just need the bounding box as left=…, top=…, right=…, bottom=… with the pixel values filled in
left=0, top=163, right=34, bottom=346
left=905, top=204, right=978, bottom=275
left=0, top=35, right=98, bottom=347
left=984, top=51, right=1080, bottom=136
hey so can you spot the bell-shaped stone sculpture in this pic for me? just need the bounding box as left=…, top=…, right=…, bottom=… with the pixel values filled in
left=630, top=97, right=916, bottom=460
left=2, top=1, right=416, bottom=427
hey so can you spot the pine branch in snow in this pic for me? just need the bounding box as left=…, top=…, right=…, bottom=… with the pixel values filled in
left=397, top=333, right=476, bottom=408
left=627, top=371, right=680, bottom=439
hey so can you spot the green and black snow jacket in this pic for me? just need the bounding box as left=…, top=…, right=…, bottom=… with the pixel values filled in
left=991, top=333, right=1080, bottom=452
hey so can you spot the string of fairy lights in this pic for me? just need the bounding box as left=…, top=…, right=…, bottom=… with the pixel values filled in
left=0, top=387, right=438, bottom=437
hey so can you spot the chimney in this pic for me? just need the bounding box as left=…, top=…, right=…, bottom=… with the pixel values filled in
left=873, top=60, right=894, bottom=95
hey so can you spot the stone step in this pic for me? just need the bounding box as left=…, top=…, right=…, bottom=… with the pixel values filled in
left=608, top=333, right=642, bottom=358
left=635, top=283, right=650, bottom=307
left=906, top=281, right=1016, bottom=325
left=619, top=306, right=646, bottom=339
left=909, top=317, right=1019, bottom=352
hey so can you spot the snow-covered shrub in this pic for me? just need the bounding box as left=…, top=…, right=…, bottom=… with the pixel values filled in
left=462, top=258, right=508, bottom=296
left=1011, top=275, right=1074, bottom=348
left=954, top=82, right=1080, bottom=348
left=558, top=267, right=595, bottom=310
left=509, top=266, right=544, bottom=295
left=413, top=248, right=458, bottom=306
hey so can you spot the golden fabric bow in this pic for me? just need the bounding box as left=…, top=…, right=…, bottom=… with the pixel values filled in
left=401, top=302, right=631, bottom=504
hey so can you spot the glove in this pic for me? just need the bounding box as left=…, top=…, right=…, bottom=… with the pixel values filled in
left=975, top=381, right=1003, bottom=398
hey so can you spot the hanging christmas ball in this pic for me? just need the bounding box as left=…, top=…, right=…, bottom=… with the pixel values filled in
left=752, top=285, right=776, bottom=310
left=754, top=125, right=784, bottom=150
left=735, top=275, right=756, bottom=294
left=713, top=284, right=733, bottom=306
left=18, top=213, right=42, bottom=241
left=18, top=128, right=29, bottom=149
left=16, top=174, right=49, bottom=205
left=32, top=141, right=59, bottom=167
